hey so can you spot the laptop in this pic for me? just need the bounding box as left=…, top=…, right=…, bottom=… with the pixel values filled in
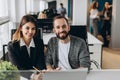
left=42, top=68, right=88, bottom=80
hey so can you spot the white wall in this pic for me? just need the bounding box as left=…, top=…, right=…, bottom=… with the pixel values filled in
left=26, top=0, right=32, bottom=14
left=9, top=0, right=40, bottom=24
left=39, top=0, right=47, bottom=12
left=72, top=0, right=87, bottom=25
left=33, top=0, right=40, bottom=13
left=9, top=0, right=26, bottom=23
left=111, top=0, right=120, bottom=49
left=8, top=0, right=16, bottom=22
left=16, top=0, right=26, bottom=22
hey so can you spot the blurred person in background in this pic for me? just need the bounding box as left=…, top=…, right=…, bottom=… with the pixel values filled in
left=101, top=2, right=112, bottom=47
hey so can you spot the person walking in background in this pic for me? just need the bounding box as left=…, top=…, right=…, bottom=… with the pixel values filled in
left=7, top=15, right=46, bottom=70
left=45, top=16, right=90, bottom=71
left=58, top=3, right=66, bottom=17
left=89, top=1, right=100, bottom=37
left=101, top=2, right=112, bottom=47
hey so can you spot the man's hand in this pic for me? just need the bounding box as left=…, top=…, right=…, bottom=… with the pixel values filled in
left=33, top=73, right=43, bottom=80
left=46, top=66, right=61, bottom=71
left=55, top=67, right=61, bottom=70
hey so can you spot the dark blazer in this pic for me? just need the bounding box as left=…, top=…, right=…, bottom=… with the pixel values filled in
left=7, top=38, right=46, bottom=70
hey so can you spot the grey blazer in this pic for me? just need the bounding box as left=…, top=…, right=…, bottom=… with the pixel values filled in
left=46, top=35, right=90, bottom=69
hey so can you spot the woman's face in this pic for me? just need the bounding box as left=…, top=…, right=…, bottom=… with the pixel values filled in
left=21, top=22, right=36, bottom=40
left=96, top=2, right=99, bottom=8
left=105, top=2, right=109, bottom=9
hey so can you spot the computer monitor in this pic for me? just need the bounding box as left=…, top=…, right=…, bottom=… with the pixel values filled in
left=42, top=68, right=88, bottom=80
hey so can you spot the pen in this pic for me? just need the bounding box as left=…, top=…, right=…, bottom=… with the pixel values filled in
left=33, top=66, right=42, bottom=73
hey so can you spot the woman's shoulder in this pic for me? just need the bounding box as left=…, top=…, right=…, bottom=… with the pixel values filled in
left=49, top=37, right=58, bottom=42
left=8, top=40, right=19, bottom=48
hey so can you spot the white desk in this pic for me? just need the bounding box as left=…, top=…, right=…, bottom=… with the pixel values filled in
left=86, top=69, right=120, bottom=80
left=20, top=76, right=28, bottom=80
left=20, top=69, right=120, bottom=80
left=43, top=32, right=103, bottom=69
left=87, top=32, right=103, bottom=69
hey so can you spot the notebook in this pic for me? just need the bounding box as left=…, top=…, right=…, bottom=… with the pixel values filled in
left=42, top=68, right=88, bottom=80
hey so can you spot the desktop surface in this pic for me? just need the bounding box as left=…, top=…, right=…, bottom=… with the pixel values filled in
left=43, top=68, right=88, bottom=80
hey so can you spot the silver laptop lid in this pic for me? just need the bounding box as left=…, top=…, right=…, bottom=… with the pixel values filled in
left=42, top=68, right=88, bottom=80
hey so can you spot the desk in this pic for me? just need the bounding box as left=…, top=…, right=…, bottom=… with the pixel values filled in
left=20, top=76, right=28, bottom=80
left=43, top=32, right=103, bottom=69
left=87, top=32, right=103, bottom=69
left=20, top=69, right=120, bottom=80
left=86, top=69, right=120, bottom=80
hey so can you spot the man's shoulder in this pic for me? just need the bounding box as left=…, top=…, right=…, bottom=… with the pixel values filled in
left=70, top=35, right=85, bottom=42
left=50, top=37, right=57, bottom=40
left=49, top=37, right=58, bottom=43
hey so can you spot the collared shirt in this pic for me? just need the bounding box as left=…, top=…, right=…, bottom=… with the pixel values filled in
left=20, top=38, right=35, bottom=56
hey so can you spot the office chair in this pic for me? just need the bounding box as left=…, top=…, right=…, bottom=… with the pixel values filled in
left=2, top=29, right=16, bottom=61
left=69, top=25, right=101, bottom=69
left=2, top=28, right=43, bottom=61
left=69, top=25, right=87, bottom=42
left=37, top=19, right=53, bottom=33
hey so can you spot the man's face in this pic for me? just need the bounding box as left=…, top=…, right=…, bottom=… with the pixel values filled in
left=53, top=18, right=70, bottom=40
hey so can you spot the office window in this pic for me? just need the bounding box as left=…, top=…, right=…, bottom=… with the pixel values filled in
left=0, top=0, right=9, bottom=25
left=0, top=0, right=10, bottom=58
left=26, top=0, right=33, bottom=14
left=0, top=0, right=8, bottom=17
left=0, top=22, right=14, bottom=58
left=0, top=23, right=9, bottom=57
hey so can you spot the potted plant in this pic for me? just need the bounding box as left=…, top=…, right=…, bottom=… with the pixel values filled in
left=0, top=60, right=20, bottom=80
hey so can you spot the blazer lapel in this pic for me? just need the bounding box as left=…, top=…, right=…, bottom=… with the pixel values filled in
left=20, top=46, right=30, bottom=59
left=54, top=38, right=59, bottom=68
left=20, top=46, right=31, bottom=67
left=68, top=36, right=74, bottom=63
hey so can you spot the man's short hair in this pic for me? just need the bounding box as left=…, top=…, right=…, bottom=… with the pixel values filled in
left=60, top=3, right=63, bottom=5
left=53, top=15, right=69, bottom=26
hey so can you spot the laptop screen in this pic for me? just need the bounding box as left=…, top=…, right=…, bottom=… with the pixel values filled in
left=42, top=68, right=88, bottom=80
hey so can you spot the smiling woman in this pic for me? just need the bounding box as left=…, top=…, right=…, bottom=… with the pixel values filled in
left=7, top=15, right=46, bottom=70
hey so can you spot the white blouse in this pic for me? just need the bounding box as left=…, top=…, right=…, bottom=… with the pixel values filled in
left=20, top=38, right=35, bottom=56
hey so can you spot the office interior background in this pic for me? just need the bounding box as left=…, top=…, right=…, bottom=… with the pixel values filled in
left=0, top=0, right=120, bottom=69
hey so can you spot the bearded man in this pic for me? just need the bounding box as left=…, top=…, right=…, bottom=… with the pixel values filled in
left=45, top=16, right=90, bottom=71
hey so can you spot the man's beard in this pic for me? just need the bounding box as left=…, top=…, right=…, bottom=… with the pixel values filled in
left=56, top=31, right=69, bottom=40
